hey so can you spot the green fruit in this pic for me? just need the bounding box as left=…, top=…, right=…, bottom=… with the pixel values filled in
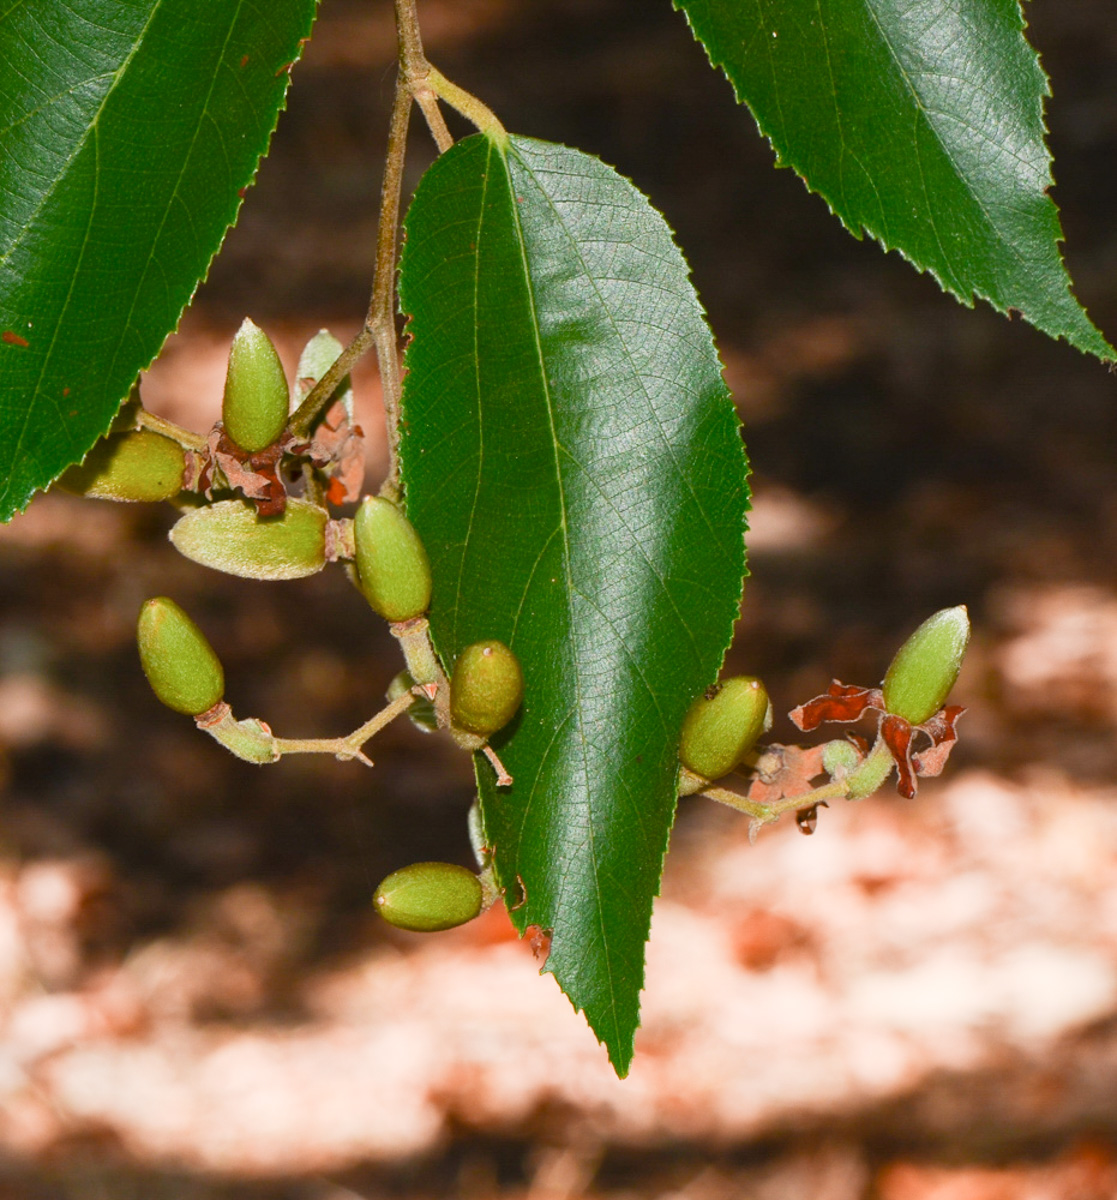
left=679, top=675, right=771, bottom=781
left=57, top=430, right=185, bottom=502
left=373, top=862, right=483, bottom=932
left=137, top=597, right=225, bottom=716
left=882, top=605, right=970, bottom=725
left=169, top=498, right=327, bottom=580
left=450, top=640, right=524, bottom=738
left=353, top=496, right=432, bottom=622
left=222, top=317, right=290, bottom=453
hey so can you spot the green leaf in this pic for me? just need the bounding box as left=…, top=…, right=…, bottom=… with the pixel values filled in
left=0, top=0, right=319, bottom=521
left=399, top=134, right=749, bottom=1075
left=675, top=0, right=1114, bottom=360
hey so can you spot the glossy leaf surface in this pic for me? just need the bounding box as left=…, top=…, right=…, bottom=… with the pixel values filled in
left=399, top=134, right=749, bottom=1074
left=0, top=0, right=318, bottom=520
left=675, top=0, right=1113, bottom=360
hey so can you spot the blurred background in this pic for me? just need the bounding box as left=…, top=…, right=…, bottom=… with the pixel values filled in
left=3, top=0, right=1117, bottom=1196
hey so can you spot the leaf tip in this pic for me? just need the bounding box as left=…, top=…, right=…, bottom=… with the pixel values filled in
left=607, top=1039, right=636, bottom=1079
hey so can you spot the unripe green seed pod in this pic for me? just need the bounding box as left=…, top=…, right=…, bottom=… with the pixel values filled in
left=679, top=675, right=771, bottom=781
left=354, top=496, right=432, bottom=622
left=222, top=317, right=290, bottom=453
left=170, top=498, right=327, bottom=580
left=58, top=430, right=185, bottom=503
left=450, top=640, right=524, bottom=738
left=882, top=605, right=970, bottom=725
left=373, top=861, right=483, bottom=932
left=137, top=597, right=225, bottom=716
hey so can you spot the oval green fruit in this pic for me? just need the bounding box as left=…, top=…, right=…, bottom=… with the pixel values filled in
left=57, top=430, right=185, bottom=503
left=169, top=498, right=327, bottom=580
left=679, top=675, right=771, bottom=781
left=450, top=640, right=524, bottom=738
left=222, top=317, right=290, bottom=453
left=354, top=496, right=432, bottom=622
left=882, top=605, right=970, bottom=725
left=373, top=861, right=483, bottom=932
left=137, top=597, right=225, bottom=716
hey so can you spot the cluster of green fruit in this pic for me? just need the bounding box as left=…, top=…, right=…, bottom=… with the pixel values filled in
left=59, top=318, right=295, bottom=506
left=59, top=317, right=973, bottom=936
left=674, top=605, right=971, bottom=828
left=64, top=318, right=522, bottom=934
left=138, top=592, right=514, bottom=933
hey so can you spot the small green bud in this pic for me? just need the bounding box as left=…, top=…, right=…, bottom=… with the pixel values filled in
left=821, top=738, right=861, bottom=779
left=58, top=430, right=185, bottom=502
left=373, top=862, right=483, bottom=932
left=169, top=498, right=327, bottom=580
left=882, top=605, right=970, bottom=725
left=353, top=496, right=432, bottom=622
left=679, top=675, right=771, bottom=781
left=386, top=670, right=438, bottom=733
left=450, top=640, right=524, bottom=738
left=137, top=597, right=225, bottom=716
left=222, top=317, right=290, bottom=453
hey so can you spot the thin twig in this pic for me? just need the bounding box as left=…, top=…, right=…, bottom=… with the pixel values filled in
left=290, top=0, right=495, bottom=488
left=136, top=409, right=207, bottom=452
left=394, top=0, right=428, bottom=84
left=414, top=89, right=453, bottom=152
left=268, top=689, right=418, bottom=765
left=702, top=778, right=847, bottom=823
left=289, top=72, right=411, bottom=459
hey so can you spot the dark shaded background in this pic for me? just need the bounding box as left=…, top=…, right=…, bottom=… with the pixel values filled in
left=3, top=1, right=1117, bottom=1196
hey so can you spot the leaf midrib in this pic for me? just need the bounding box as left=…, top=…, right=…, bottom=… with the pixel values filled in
left=495, top=136, right=621, bottom=1048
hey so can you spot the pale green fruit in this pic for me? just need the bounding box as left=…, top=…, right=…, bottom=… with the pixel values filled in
left=222, top=317, right=290, bottom=453
left=679, top=676, right=771, bottom=781
left=137, top=597, right=225, bottom=716
left=170, top=498, right=327, bottom=580
left=882, top=605, right=970, bottom=725
left=354, top=496, right=432, bottom=622
left=450, top=640, right=524, bottom=738
left=373, top=862, right=483, bottom=932
left=58, top=430, right=185, bottom=502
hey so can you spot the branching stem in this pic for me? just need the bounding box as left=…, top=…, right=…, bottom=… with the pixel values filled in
left=288, top=69, right=411, bottom=479
left=288, top=0, right=505, bottom=470
left=701, top=735, right=897, bottom=827
left=198, top=690, right=417, bottom=768
left=702, top=778, right=842, bottom=823
left=273, top=688, right=418, bottom=764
